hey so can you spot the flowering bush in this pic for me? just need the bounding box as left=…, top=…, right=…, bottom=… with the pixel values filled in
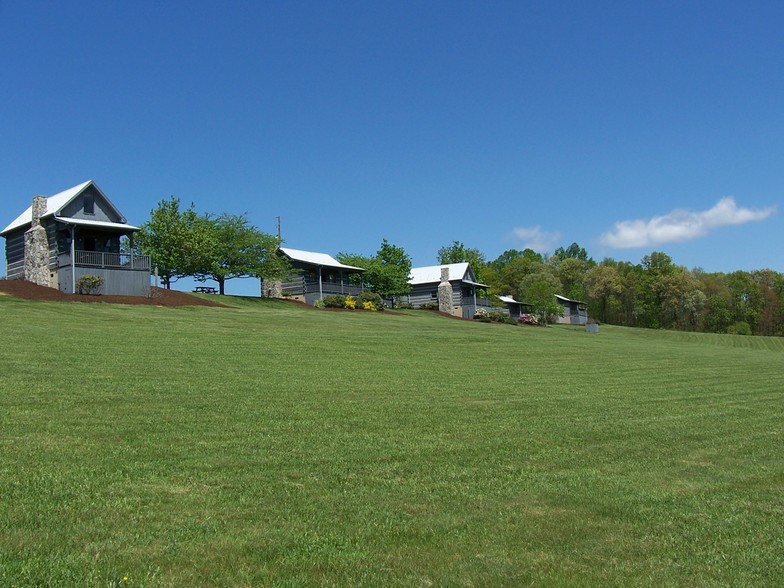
left=363, top=301, right=376, bottom=311
left=357, top=291, right=384, bottom=311
left=518, top=313, right=539, bottom=325
left=344, top=294, right=357, bottom=309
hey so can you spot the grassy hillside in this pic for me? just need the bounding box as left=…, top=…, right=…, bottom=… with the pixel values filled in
left=1, top=295, right=782, bottom=587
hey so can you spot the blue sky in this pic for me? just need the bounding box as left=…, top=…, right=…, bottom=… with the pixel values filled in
left=2, top=1, right=782, bottom=296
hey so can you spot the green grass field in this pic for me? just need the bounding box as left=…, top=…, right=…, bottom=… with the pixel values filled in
left=1, top=294, right=782, bottom=587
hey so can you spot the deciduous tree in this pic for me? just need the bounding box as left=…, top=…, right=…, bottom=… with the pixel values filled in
left=136, top=197, right=211, bottom=288
left=194, top=213, right=287, bottom=295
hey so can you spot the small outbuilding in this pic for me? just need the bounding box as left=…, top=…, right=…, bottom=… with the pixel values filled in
left=555, top=294, right=588, bottom=325
left=1, top=180, right=151, bottom=296
left=498, top=295, right=534, bottom=319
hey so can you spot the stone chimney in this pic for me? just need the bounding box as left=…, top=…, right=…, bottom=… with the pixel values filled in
left=437, top=267, right=453, bottom=314
left=262, top=278, right=283, bottom=299
left=24, top=196, right=51, bottom=287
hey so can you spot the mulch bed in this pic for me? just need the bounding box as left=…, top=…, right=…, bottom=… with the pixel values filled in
left=0, top=279, right=227, bottom=308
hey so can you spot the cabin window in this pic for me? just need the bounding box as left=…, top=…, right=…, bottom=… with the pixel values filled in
left=84, top=194, right=95, bottom=215
left=431, top=291, right=437, bottom=299
left=57, top=230, right=71, bottom=253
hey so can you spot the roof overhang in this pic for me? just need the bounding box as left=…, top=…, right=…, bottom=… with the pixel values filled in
left=280, top=247, right=365, bottom=272
left=54, top=216, right=140, bottom=232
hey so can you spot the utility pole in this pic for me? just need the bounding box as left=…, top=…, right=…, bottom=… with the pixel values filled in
left=275, top=216, right=281, bottom=241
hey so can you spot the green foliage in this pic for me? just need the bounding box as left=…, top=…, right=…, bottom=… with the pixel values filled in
left=437, top=240, right=487, bottom=283
left=485, top=248, right=546, bottom=301
left=552, top=242, right=592, bottom=262
left=136, top=197, right=210, bottom=288
left=194, top=213, right=287, bottom=295
left=75, top=274, right=103, bottom=295
left=356, top=291, right=384, bottom=311
left=321, top=294, right=346, bottom=308
left=584, top=263, right=622, bottom=323
left=520, top=270, right=562, bottom=324
left=319, top=292, right=383, bottom=311
left=338, top=240, right=411, bottom=303
left=727, top=321, right=753, bottom=335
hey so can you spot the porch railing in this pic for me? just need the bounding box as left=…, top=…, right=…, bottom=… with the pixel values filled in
left=59, top=251, right=151, bottom=271
left=280, top=277, right=364, bottom=297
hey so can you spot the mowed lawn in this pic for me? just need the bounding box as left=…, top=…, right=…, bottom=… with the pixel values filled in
left=1, top=294, right=782, bottom=587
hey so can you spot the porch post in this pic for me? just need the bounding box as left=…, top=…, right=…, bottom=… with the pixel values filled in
left=318, top=266, right=323, bottom=300
left=69, top=225, right=75, bottom=294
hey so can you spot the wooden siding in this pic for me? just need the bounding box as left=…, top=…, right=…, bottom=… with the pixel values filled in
left=58, top=265, right=150, bottom=296
left=58, top=184, right=122, bottom=223
left=405, top=282, right=465, bottom=308
left=556, top=299, right=588, bottom=325
left=3, top=222, right=58, bottom=279
left=4, top=229, right=25, bottom=279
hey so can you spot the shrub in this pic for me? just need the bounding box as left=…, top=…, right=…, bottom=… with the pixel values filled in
left=727, top=321, right=752, bottom=336
left=488, top=310, right=508, bottom=323
left=322, top=294, right=346, bottom=308
left=420, top=302, right=440, bottom=310
left=344, top=294, right=357, bottom=309
left=357, top=291, right=384, bottom=311
left=76, top=274, right=103, bottom=295
left=314, top=299, right=325, bottom=309
left=363, top=301, right=376, bottom=311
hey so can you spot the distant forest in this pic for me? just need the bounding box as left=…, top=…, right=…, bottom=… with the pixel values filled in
left=440, top=241, right=784, bottom=337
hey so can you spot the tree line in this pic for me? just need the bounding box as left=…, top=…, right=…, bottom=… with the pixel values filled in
left=437, top=240, right=784, bottom=336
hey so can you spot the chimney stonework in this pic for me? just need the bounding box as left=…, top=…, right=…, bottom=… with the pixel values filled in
left=437, top=267, right=453, bottom=314
left=24, top=196, right=51, bottom=287
left=262, top=278, right=283, bottom=298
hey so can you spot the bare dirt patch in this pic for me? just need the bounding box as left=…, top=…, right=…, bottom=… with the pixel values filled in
left=0, top=279, right=227, bottom=308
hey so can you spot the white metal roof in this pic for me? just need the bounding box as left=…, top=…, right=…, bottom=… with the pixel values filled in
left=54, top=217, right=140, bottom=232
left=408, top=263, right=489, bottom=288
left=280, top=247, right=365, bottom=271
left=556, top=294, right=587, bottom=304
left=498, top=295, right=519, bottom=304
left=1, top=180, right=130, bottom=235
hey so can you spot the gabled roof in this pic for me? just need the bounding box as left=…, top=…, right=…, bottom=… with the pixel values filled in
left=498, top=294, right=534, bottom=306
left=1, top=180, right=129, bottom=235
left=408, top=263, right=489, bottom=288
left=498, top=295, right=520, bottom=304
left=556, top=294, right=587, bottom=304
left=280, top=247, right=365, bottom=272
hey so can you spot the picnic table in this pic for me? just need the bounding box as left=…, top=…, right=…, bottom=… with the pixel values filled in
left=193, top=286, right=217, bottom=294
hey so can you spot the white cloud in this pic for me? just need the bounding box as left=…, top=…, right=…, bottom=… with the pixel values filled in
left=600, top=197, right=776, bottom=249
left=511, top=226, right=561, bottom=253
